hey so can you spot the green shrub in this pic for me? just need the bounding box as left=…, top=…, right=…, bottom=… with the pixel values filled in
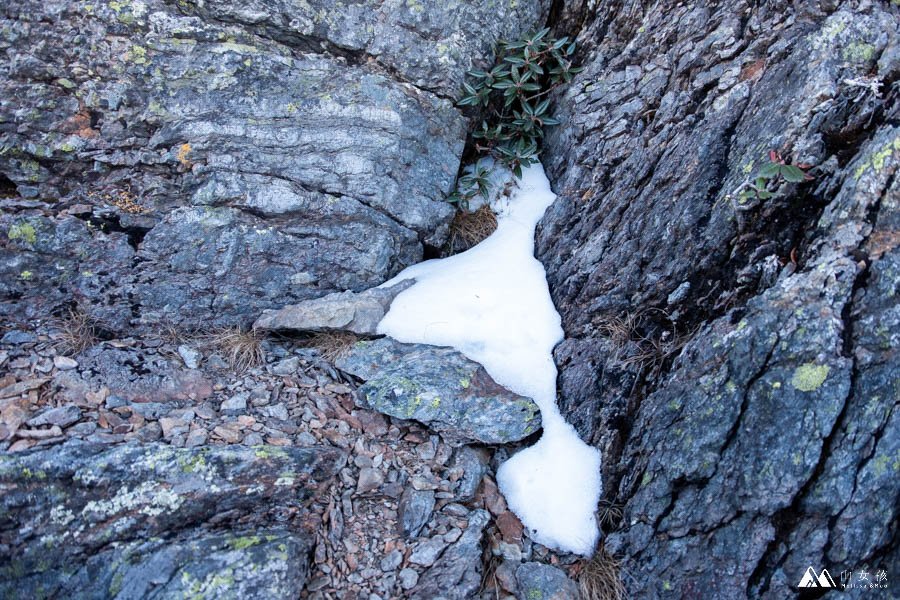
left=448, top=28, right=581, bottom=208
left=734, top=150, right=813, bottom=205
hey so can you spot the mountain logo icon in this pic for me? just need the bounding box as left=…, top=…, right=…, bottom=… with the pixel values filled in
left=798, top=566, right=836, bottom=588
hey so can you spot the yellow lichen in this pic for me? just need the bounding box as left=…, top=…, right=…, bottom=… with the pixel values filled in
left=790, top=363, right=830, bottom=392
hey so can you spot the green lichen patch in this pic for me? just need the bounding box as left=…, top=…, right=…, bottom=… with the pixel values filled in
left=8, top=221, right=37, bottom=245
left=790, top=363, right=830, bottom=392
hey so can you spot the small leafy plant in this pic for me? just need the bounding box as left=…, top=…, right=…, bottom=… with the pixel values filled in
left=448, top=162, right=492, bottom=209
left=448, top=27, right=581, bottom=209
left=734, top=150, right=813, bottom=205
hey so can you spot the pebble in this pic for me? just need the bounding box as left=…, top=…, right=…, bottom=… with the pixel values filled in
left=53, top=356, right=78, bottom=370
left=221, top=392, right=248, bottom=413
left=177, top=345, right=202, bottom=369
left=409, top=538, right=446, bottom=567
left=26, top=405, right=82, bottom=428
left=270, top=357, right=300, bottom=376
left=379, top=549, right=403, bottom=571
left=185, top=428, right=209, bottom=447
left=356, top=468, right=384, bottom=494
left=398, top=488, right=435, bottom=538
left=399, top=568, right=419, bottom=590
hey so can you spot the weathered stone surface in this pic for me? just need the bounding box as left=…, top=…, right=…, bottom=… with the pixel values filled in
left=254, top=280, right=415, bottom=335
left=515, top=562, right=580, bottom=600
left=542, top=1, right=899, bottom=597
left=336, top=337, right=541, bottom=444
left=0, top=441, right=347, bottom=597
left=411, top=509, right=490, bottom=600
left=399, top=487, right=436, bottom=539
left=0, top=0, right=549, bottom=332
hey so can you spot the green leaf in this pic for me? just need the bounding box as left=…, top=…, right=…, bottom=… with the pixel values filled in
left=757, top=162, right=781, bottom=178
left=780, top=164, right=807, bottom=183
left=504, top=55, right=526, bottom=66
left=757, top=190, right=773, bottom=199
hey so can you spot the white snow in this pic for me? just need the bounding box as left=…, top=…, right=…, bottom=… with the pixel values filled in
left=377, top=163, right=602, bottom=556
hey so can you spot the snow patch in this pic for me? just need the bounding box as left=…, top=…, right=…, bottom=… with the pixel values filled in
left=377, top=163, right=602, bottom=556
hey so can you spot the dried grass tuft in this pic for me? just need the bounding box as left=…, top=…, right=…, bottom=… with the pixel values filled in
left=307, top=331, right=358, bottom=363
left=579, top=544, right=626, bottom=600
left=54, top=307, right=99, bottom=355
left=448, top=205, right=498, bottom=254
left=198, top=327, right=266, bottom=373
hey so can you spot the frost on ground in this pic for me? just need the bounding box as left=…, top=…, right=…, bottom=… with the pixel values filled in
left=378, top=164, right=603, bottom=556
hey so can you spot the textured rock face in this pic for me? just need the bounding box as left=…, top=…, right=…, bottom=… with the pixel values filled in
left=0, top=441, right=347, bottom=598
left=337, top=337, right=542, bottom=444
left=0, top=0, right=549, bottom=331
left=542, top=1, right=899, bottom=597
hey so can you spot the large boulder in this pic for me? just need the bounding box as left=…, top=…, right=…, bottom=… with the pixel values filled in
left=541, top=1, right=899, bottom=597
left=0, top=0, right=550, bottom=331
left=336, top=337, right=542, bottom=444
left=0, top=441, right=347, bottom=598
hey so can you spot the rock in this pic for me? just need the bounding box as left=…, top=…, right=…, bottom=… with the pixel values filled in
left=514, top=563, right=579, bottom=600
left=449, top=446, right=489, bottom=502
left=399, top=488, right=436, bottom=539
left=262, top=403, right=290, bottom=422
left=25, top=405, right=82, bottom=428
left=0, top=330, right=36, bottom=344
left=213, top=425, right=242, bottom=444
left=177, top=345, right=202, bottom=369
left=538, top=3, right=900, bottom=598
left=255, top=280, right=415, bottom=335
left=0, top=441, right=346, bottom=597
left=185, top=428, right=209, bottom=448
left=0, top=0, right=554, bottom=331
left=495, top=511, right=524, bottom=542
left=221, top=392, right=249, bottom=414
left=409, top=538, right=448, bottom=567
left=337, top=338, right=541, bottom=444
left=399, top=568, right=419, bottom=590
left=270, top=357, right=300, bottom=376
left=357, top=467, right=384, bottom=494
left=411, top=509, right=490, bottom=600
left=52, top=356, right=78, bottom=371
left=380, top=549, right=404, bottom=572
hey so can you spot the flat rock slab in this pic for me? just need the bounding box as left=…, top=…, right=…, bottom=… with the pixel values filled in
left=515, top=562, right=580, bottom=600
left=0, top=441, right=347, bottom=597
left=336, top=337, right=540, bottom=444
left=255, top=280, right=415, bottom=335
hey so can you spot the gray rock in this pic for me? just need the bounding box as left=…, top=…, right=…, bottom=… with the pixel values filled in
left=409, top=538, right=448, bottom=567
left=336, top=338, right=541, bottom=444
left=221, top=392, right=249, bottom=414
left=0, top=330, right=36, bottom=344
left=399, top=487, right=436, bottom=539
left=270, top=356, right=300, bottom=376
left=357, top=467, right=384, bottom=494
left=26, top=405, right=82, bottom=428
left=52, top=356, right=78, bottom=370
left=514, top=563, right=579, bottom=600
left=411, top=509, right=490, bottom=600
left=380, top=549, right=404, bottom=572
left=450, top=446, right=489, bottom=502
left=539, top=3, right=900, bottom=598
left=177, top=345, right=202, bottom=369
left=254, top=280, right=415, bottom=335
left=399, top=568, right=419, bottom=590
left=0, top=441, right=346, bottom=598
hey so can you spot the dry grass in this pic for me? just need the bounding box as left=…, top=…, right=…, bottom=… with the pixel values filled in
left=197, top=327, right=266, bottom=373
left=596, top=308, right=693, bottom=377
left=307, top=331, right=358, bottom=363
left=597, top=499, right=624, bottom=531
left=578, top=544, right=626, bottom=600
left=54, top=307, right=99, bottom=355
left=448, top=205, right=498, bottom=253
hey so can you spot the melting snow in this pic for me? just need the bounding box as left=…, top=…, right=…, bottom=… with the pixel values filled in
left=377, top=163, right=602, bottom=556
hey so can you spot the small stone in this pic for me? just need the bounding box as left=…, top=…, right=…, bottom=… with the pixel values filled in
left=221, top=392, right=248, bottom=414
left=398, top=488, right=435, bottom=538
left=409, top=538, right=447, bottom=567
left=263, top=403, right=290, bottom=421
left=214, top=425, right=242, bottom=443
left=399, top=568, right=419, bottom=590
left=177, top=345, right=202, bottom=369
left=52, top=356, right=78, bottom=370
left=185, top=428, right=209, bottom=447
left=243, top=432, right=265, bottom=445
left=379, top=549, right=403, bottom=571
left=480, top=477, right=507, bottom=516
left=1, top=330, right=36, bottom=345
left=514, top=562, right=579, bottom=600
left=356, top=467, right=384, bottom=494
left=497, top=541, right=521, bottom=562
left=496, top=511, right=524, bottom=542
left=26, top=405, right=82, bottom=428
left=270, top=356, right=300, bottom=376
left=159, top=417, right=185, bottom=438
